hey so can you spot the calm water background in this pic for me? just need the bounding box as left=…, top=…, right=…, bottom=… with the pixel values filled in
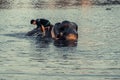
left=0, top=0, right=120, bottom=80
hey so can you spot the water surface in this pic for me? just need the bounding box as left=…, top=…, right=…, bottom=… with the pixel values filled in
left=0, top=0, right=120, bottom=80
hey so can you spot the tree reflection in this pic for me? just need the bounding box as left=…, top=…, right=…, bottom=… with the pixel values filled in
left=1, top=0, right=120, bottom=9
left=31, top=0, right=120, bottom=9
left=31, top=0, right=82, bottom=9
left=31, top=0, right=46, bottom=8
left=31, top=0, right=94, bottom=9
left=54, top=0, right=81, bottom=8
left=0, top=0, right=13, bottom=9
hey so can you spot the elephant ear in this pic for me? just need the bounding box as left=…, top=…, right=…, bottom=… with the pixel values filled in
left=69, top=22, right=78, bottom=31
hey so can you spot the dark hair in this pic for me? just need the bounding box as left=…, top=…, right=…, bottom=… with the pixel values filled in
left=30, top=19, right=35, bottom=24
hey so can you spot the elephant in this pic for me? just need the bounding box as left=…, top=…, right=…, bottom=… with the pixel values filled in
left=51, top=20, right=78, bottom=47
left=26, top=20, right=78, bottom=47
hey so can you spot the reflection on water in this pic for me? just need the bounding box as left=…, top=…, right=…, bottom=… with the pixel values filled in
left=0, top=0, right=93, bottom=9
left=31, top=0, right=81, bottom=9
left=35, top=38, right=52, bottom=48
left=3, top=33, right=27, bottom=39
left=0, top=0, right=13, bottom=9
left=54, top=40, right=77, bottom=47
left=31, top=0, right=94, bottom=9
left=1, top=0, right=120, bottom=9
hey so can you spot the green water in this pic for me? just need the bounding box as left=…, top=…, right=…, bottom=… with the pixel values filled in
left=0, top=0, right=120, bottom=80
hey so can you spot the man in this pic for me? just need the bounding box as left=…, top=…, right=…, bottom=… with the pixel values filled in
left=26, top=18, right=53, bottom=38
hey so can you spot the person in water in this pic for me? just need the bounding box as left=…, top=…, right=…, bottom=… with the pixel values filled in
left=26, top=18, right=53, bottom=38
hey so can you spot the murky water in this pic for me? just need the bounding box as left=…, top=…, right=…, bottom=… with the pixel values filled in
left=0, top=0, right=120, bottom=80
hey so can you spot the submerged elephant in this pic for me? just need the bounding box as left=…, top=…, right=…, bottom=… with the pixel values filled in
left=26, top=20, right=78, bottom=47
left=51, top=20, right=78, bottom=47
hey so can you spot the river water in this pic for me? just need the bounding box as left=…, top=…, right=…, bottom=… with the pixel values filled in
left=0, top=0, right=120, bottom=80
